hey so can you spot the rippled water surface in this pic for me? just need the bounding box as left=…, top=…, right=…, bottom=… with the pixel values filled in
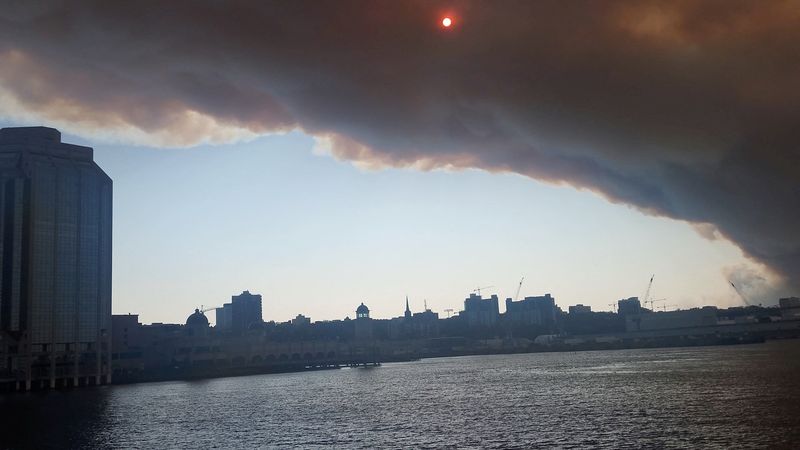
left=3, top=340, right=800, bottom=449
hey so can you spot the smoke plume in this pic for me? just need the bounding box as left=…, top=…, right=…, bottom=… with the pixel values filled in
left=0, top=1, right=797, bottom=290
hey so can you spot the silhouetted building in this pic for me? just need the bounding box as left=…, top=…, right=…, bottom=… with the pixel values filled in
left=215, top=290, right=263, bottom=334
left=563, top=310, right=624, bottom=335
left=232, top=290, right=262, bottom=330
left=504, top=297, right=540, bottom=325
left=355, top=303, right=373, bottom=339
left=291, top=314, right=311, bottom=326
left=390, top=298, right=441, bottom=339
left=186, top=309, right=209, bottom=327
left=463, top=294, right=500, bottom=327
left=625, top=307, right=718, bottom=332
left=618, top=297, right=642, bottom=315
left=780, top=297, right=800, bottom=320
left=216, top=303, right=232, bottom=329
left=186, top=309, right=210, bottom=336
left=411, top=309, right=440, bottom=338
left=356, top=302, right=370, bottom=319
left=780, top=297, right=800, bottom=309
left=568, top=304, right=592, bottom=314
left=104, top=293, right=800, bottom=385
left=0, top=127, right=112, bottom=390
left=505, top=294, right=558, bottom=330
left=110, top=314, right=145, bottom=380
left=111, top=314, right=143, bottom=358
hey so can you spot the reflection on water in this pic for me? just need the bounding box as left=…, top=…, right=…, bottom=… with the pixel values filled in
left=2, top=340, right=800, bottom=448
left=0, top=386, right=113, bottom=448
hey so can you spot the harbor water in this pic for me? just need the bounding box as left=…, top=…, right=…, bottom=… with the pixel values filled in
left=2, top=340, right=800, bottom=448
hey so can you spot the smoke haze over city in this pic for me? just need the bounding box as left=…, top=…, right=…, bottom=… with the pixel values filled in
left=0, top=1, right=798, bottom=322
left=3, top=3, right=800, bottom=449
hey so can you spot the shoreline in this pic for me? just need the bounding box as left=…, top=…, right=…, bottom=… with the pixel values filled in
left=4, top=334, right=792, bottom=393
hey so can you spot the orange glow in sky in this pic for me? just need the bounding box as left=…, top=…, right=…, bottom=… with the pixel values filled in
left=442, top=17, right=452, bottom=28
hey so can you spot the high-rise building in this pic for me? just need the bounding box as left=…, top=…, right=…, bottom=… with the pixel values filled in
left=462, top=293, right=500, bottom=327
left=215, top=290, right=263, bottom=333
left=618, top=297, right=642, bottom=316
left=216, top=303, right=233, bottom=330
left=0, top=127, right=112, bottom=390
left=504, top=294, right=559, bottom=333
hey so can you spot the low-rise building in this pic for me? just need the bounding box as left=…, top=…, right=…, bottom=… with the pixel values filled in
left=569, top=304, right=592, bottom=314
left=291, top=314, right=311, bottom=326
left=626, top=307, right=718, bottom=332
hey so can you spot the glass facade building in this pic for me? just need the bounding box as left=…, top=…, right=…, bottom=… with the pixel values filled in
left=0, top=127, right=112, bottom=390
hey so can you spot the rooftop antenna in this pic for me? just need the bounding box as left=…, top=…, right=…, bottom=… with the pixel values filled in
left=444, top=308, right=454, bottom=318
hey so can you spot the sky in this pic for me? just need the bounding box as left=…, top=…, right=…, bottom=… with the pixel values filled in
left=0, top=1, right=797, bottom=323
left=13, top=126, right=767, bottom=324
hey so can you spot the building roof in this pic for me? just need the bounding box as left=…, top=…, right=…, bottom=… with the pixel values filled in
left=186, top=308, right=209, bottom=327
left=0, top=126, right=94, bottom=161
left=356, top=303, right=369, bottom=314
left=0, top=126, right=60, bottom=143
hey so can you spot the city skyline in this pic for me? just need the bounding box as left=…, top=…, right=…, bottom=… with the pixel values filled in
left=0, top=2, right=797, bottom=324
left=0, top=124, right=777, bottom=325
left=1, top=3, right=799, bottom=447
left=80, top=130, right=795, bottom=324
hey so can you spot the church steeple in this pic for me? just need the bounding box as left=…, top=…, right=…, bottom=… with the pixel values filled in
left=404, top=296, right=412, bottom=319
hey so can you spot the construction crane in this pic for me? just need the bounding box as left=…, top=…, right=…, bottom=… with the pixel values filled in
left=642, top=274, right=655, bottom=309
left=651, top=298, right=667, bottom=311
left=729, top=281, right=753, bottom=306
left=514, top=277, right=525, bottom=301
left=473, top=285, right=494, bottom=296
left=200, top=305, right=219, bottom=314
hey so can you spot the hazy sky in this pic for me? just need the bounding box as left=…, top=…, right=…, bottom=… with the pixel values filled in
left=0, top=122, right=758, bottom=324
left=92, top=130, right=771, bottom=323
left=0, top=2, right=797, bottom=323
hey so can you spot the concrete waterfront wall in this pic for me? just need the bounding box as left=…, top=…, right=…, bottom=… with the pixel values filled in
left=112, top=337, right=386, bottom=384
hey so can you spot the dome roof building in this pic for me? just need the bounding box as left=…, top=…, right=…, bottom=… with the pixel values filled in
left=356, top=303, right=370, bottom=319
left=186, top=308, right=209, bottom=327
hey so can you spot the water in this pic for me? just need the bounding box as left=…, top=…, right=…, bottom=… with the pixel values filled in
left=3, top=340, right=800, bottom=449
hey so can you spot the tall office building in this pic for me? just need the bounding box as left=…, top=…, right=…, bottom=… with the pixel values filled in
left=462, top=294, right=500, bottom=327
left=505, top=294, right=559, bottom=331
left=617, top=297, right=642, bottom=316
left=215, top=290, right=263, bottom=334
left=0, top=127, right=112, bottom=390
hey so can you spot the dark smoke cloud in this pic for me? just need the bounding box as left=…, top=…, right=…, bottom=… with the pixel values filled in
left=0, top=1, right=798, bottom=290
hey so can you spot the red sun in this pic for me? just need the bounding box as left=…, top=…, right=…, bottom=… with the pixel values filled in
left=442, top=17, right=453, bottom=28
